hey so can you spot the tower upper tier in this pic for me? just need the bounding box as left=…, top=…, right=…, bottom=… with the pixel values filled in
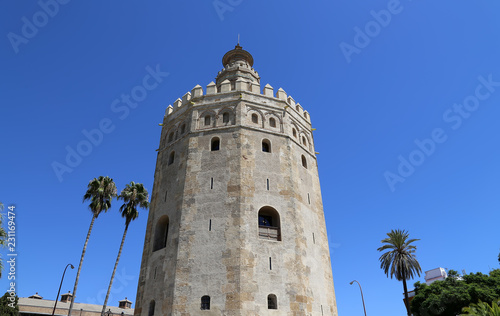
left=216, top=44, right=260, bottom=87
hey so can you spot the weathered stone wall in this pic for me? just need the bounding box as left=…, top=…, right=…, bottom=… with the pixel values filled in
left=134, top=82, right=337, bottom=315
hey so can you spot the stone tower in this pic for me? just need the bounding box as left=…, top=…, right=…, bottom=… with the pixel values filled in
left=134, top=45, right=338, bottom=316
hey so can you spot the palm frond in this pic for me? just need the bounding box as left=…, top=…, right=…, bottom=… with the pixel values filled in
left=378, top=229, right=422, bottom=281
left=82, top=176, right=117, bottom=217
left=117, top=182, right=150, bottom=227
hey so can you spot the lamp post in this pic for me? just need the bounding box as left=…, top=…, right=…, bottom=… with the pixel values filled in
left=105, top=308, right=113, bottom=316
left=350, top=280, right=367, bottom=316
left=51, top=263, right=74, bottom=316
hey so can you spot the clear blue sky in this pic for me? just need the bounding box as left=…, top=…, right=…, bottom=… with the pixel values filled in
left=1, top=1, right=500, bottom=315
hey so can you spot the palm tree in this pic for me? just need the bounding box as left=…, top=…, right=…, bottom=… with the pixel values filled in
left=100, top=182, right=149, bottom=316
left=462, top=299, right=500, bottom=316
left=377, top=229, right=422, bottom=316
left=68, top=176, right=117, bottom=316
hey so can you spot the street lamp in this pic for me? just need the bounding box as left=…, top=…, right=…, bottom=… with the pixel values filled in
left=105, top=308, right=113, bottom=316
left=350, top=280, right=367, bottom=316
left=51, top=263, right=74, bottom=316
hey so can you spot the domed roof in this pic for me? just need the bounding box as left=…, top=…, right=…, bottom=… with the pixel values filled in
left=222, top=44, right=254, bottom=67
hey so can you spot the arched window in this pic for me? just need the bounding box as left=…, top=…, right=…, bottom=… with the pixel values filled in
left=301, top=155, right=307, bottom=169
left=201, top=296, right=210, bottom=310
left=180, top=124, right=186, bottom=134
left=262, top=139, right=271, bottom=153
left=148, top=300, right=155, bottom=316
left=168, top=151, right=175, bottom=165
left=267, top=294, right=277, bottom=310
left=292, top=128, right=297, bottom=138
left=251, top=113, right=258, bottom=124
left=168, top=132, right=174, bottom=143
left=211, top=137, right=220, bottom=151
left=302, top=136, right=307, bottom=146
left=258, top=207, right=281, bottom=241
left=222, top=112, right=229, bottom=123
left=269, top=117, right=276, bottom=128
left=153, top=216, right=169, bottom=251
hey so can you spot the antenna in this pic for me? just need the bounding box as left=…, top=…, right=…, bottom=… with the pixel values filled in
left=238, top=34, right=240, bottom=45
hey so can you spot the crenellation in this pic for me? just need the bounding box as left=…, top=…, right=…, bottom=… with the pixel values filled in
left=166, top=105, right=173, bottom=115
left=191, top=85, right=203, bottom=98
left=295, top=103, right=304, bottom=116
left=181, top=92, right=192, bottom=105
left=276, top=87, right=287, bottom=100
left=303, top=111, right=310, bottom=122
left=206, top=82, right=216, bottom=95
left=251, top=82, right=260, bottom=94
left=173, top=98, right=182, bottom=110
left=165, top=85, right=312, bottom=131
left=235, top=77, right=247, bottom=91
left=263, top=84, right=273, bottom=97
left=220, top=79, right=231, bottom=93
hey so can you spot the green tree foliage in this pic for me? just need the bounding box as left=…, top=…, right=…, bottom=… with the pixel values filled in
left=461, top=299, right=500, bottom=316
left=378, top=229, right=422, bottom=316
left=411, top=269, right=500, bottom=316
left=0, top=292, right=19, bottom=316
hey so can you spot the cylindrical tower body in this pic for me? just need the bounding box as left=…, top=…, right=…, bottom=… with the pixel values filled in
left=134, top=46, right=338, bottom=316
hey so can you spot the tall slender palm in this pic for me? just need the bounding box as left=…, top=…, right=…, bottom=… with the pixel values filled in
left=68, top=176, right=117, bottom=316
left=100, top=182, right=149, bottom=316
left=378, top=229, right=422, bottom=316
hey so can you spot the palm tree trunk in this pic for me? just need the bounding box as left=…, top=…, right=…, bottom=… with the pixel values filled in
left=101, top=224, right=129, bottom=316
left=68, top=215, right=96, bottom=316
left=402, top=276, right=411, bottom=316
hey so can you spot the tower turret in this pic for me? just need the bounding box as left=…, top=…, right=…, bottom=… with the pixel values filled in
left=216, top=44, right=260, bottom=89
left=134, top=45, right=338, bottom=316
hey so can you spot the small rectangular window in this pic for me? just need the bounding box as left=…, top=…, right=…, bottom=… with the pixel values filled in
left=266, top=179, right=269, bottom=191
left=168, top=151, right=175, bottom=165
left=313, top=233, right=315, bottom=244
left=268, top=294, right=277, bottom=310
left=308, top=193, right=310, bottom=204
left=209, top=219, right=212, bottom=231
left=211, top=177, right=214, bottom=189
left=211, top=138, right=220, bottom=151
left=269, top=257, right=272, bottom=270
left=269, top=117, right=276, bottom=127
left=201, top=296, right=210, bottom=310
left=252, top=113, right=258, bottom=123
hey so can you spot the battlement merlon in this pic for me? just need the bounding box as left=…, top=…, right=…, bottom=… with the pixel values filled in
left=163, top=82, right=312, bottom=125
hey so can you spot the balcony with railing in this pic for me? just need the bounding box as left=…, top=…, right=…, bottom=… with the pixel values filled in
left=259, top=226, right=280, bottom=241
